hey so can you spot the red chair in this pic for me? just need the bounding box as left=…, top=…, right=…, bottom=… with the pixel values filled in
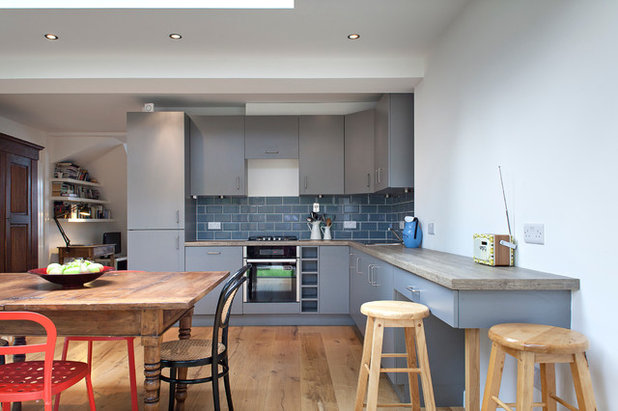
left=0, top=311, right=96, bottom=411
left=54, top=336, right=138, bottom=411
left=54, top=270, right=143, bottom=411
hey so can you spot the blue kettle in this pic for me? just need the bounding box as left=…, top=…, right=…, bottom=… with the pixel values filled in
left=402, top=216, right=422, bottom=248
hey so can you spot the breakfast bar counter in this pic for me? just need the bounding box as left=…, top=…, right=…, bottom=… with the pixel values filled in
left=188, top=240, right=579, bottom=410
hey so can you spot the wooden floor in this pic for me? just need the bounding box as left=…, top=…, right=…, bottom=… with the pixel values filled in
left=13, top=326, right=462, bottom=410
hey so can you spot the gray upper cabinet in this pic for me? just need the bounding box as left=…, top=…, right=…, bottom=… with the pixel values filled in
left=127, top=112, right=186, bottom=230
left=299, top=116, right=344, bottom=195
left=189, top=116, right=246, bottom=196
left=244, top=116, right=299, bottom=159
left=345, top=109, right=375, bottom=194
left=374, top=94, right=414, bottom=192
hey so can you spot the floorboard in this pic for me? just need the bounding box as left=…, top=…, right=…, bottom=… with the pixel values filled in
left=8, top=326, right=463, bottom=410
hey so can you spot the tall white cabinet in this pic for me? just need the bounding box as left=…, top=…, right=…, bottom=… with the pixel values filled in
left=126, top=112, right=188, bottom=271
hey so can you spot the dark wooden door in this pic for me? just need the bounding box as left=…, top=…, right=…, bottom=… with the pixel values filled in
left=0, top=133, right=43, bottom=272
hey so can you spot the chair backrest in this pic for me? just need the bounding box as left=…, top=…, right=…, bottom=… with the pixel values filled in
left=0, top=312, right=57, bottom=401
left=211, top=265, right=250, bottom=355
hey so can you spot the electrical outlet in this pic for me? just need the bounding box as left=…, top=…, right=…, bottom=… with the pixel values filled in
left=313, top=203, right=320, bottom=212
left=399, top=221, right=405, bottom=229
left=344, top=221, right=357, bottom=229
left=207, top=222, right=221, bottom=230
left=428, top=223, right=435, bottom=235
left=524, top=223, right=544, bottom=244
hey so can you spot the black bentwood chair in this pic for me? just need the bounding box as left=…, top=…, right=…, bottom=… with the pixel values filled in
left=159, top=264, right=251, bottom=411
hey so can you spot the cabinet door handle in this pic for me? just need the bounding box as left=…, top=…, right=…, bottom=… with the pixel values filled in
left=356, top=257, right=362, bottom=274
left=176, top=210, right=180, bottom=224
left=371, top=265, right=380, bottom=287
left=406, top=286, right=420, bottom=301
left=207, top=251, right=221, bottom=255
left=264, top=150, right=280, bottom=154
left=175, top=236, right=180, bottom=250
left=367, top=172, right=371, bottom=188
left=304, top=176, right=308, bottom=190
left=367, top=264, right=374, bottom=285
left=236, top=176, right=241, bottom=190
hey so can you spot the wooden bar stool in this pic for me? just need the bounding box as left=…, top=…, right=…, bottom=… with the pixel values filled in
left=482, top=323, right=597, bottom=411
left=354, top=300, right=436, bottom=411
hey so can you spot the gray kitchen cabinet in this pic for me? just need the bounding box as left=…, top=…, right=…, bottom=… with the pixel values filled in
left=299, top=116, right=344, bottom=195
left=127, top=229, right=183, bottom=272
left=345, top=109, right=375, bottom=194
left=374, top=94, right=414, bottom=192
left=185, top=246, right=243, bottom=315
left=318, top=246, right=349, bottom=314
left=189, top=116, right=246, bottom=196
left=127, top=112, right=187, bottom=230
left=392, top=269, right=465, bottom=407
left=244, top=116, right=299, bottom=159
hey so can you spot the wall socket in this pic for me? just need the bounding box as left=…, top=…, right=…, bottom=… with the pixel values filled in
left=343, top=221, right=357, bottom=229
left=428, top=222, right=435, bottom=235
left=524, top=223, right=544, bottom=244
left=207, top=222, right=221, bottom=230
left=313, top=203, right=320, bottom=212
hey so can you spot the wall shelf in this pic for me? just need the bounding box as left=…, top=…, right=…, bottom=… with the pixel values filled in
left=63, top=218, right=116, bottom=223
left=50, top=178, right=102, bottom=188
left=51, top=196, right=109, bottom=205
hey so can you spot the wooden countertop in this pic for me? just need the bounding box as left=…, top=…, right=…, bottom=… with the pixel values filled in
left=185, top=241, right=579, bottom=292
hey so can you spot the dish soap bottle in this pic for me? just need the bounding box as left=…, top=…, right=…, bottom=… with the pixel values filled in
left=402, top=216, right=422, bottom=248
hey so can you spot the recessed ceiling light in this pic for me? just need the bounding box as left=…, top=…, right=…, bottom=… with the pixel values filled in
left=347, top=33, right=360, bottom=40
left=169, top=33, right=182, bottom=40
left=44, top=33, right=59, bottom=40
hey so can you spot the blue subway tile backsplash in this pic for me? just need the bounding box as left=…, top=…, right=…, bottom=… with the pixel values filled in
left=194, top=192, right=414, bottom=242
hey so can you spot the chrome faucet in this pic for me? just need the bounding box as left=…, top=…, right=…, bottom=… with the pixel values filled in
left=388, top=227, right=403, bottom=243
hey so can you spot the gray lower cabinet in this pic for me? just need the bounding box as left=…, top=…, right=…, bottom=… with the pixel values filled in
left=127, top=230, right=184, bottom=272
left=189, top=116, right=246, bottom=196
left=345, top=109, right=375, bottom=194
left=299, top=116, right=344, bottom=195
left=244, top=116, right=299, bottom=159
left=318, top=246, right=349, bottom=314
left=184, top=246, right=243, bottom=315
left=374, top=94, right=414, bottom=192
left=392, top=267, right=465, bottom=407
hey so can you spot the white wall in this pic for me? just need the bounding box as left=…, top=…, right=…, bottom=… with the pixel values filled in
left=415, top=0, right=617, bottom=406
left=46, top=135, right=127, bottom=262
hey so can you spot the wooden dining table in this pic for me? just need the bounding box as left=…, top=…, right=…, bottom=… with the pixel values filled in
left=0, top=270, right=229, bottom=410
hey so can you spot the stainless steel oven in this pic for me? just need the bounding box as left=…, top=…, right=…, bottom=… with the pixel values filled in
left=243, top=245, right=300, bottom=303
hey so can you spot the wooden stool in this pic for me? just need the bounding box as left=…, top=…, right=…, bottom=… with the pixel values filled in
left=354, top=300, right=436, bottom=411
left=482, top=323, right=597, bottom=411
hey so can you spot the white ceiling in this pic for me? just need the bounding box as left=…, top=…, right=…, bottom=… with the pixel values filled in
left=0, top=0, right=469, bottom=133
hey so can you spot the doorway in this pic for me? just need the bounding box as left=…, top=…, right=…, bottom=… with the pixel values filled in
left=0, top=133, right=43, bottom=272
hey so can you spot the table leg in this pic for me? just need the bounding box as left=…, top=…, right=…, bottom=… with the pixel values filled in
left=142, top=336, right=162, bottom=411
left=174, top=309, right=193, bottom=411
left=465, top=328, right=480, bottom=411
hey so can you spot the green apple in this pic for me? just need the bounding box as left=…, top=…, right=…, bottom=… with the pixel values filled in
left=88, top=263, right=104, bottom=273
left=46, top=263, right=62, bottom=274
left=63, top=266, right=81, bottom=274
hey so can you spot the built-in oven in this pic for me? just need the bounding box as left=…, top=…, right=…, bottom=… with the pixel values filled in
left=243, top=245, right=300, bottom=303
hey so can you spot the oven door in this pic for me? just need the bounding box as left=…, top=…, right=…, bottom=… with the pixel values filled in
left=244, top=259, right=299, bottom=303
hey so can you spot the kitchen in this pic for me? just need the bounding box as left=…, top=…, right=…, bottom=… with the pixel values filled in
left=0, top=1, right=616, bottom=410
